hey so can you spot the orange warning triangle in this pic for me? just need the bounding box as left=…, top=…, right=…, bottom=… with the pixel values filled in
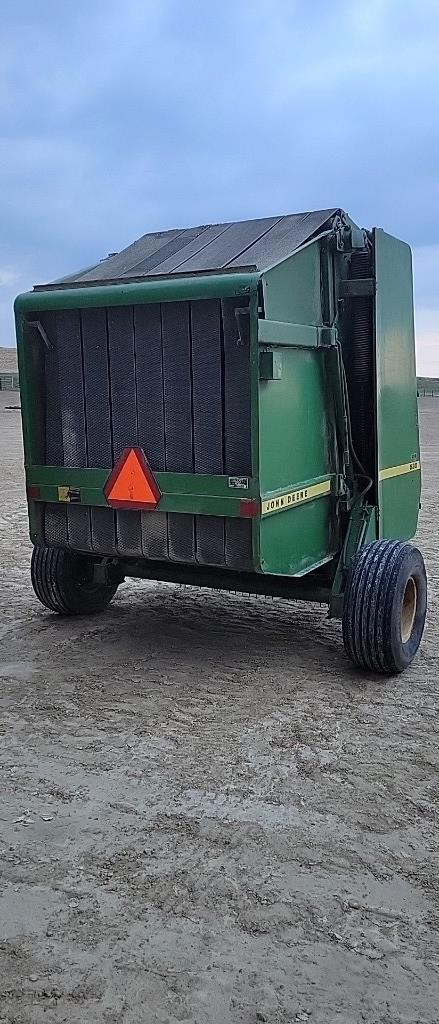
left=104, top=448, right=161, bottom=510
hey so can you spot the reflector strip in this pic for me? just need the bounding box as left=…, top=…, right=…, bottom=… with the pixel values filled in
left=239, top=498, right=260, bottom=518
left=379, top=460, right=420, bottom=481
left=27, top=485, right=41, bottom=501
left=261, top=479, right=331, bottom=517
left=104, top=448, right=161, bottom=510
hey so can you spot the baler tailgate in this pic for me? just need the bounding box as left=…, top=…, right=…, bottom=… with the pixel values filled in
left=34, top=296, right=254, bottom=568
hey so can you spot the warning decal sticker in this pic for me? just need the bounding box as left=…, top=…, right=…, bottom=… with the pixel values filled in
left=104, top=448, right=161, bottom=510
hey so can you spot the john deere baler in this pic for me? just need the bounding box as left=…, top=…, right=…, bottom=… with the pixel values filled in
left=15, top=209, right=427, bottom=673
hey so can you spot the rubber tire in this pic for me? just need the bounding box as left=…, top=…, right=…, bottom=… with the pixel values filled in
left=342, top=540, right=427, bottom=674
left=31, top=546, right=119, bottom=615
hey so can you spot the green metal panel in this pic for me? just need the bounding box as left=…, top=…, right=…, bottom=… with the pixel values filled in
left=374, top=230, right=420, bottom=539
left=249, top=290, right=262, bottom=571
left=260, top=498, right=334, bottom=576
left=258, top=319, right=336, bottom=348
left=14, top=272, right=259, bottom=315
left=259, top=350, right=283, bottom=380
left=257, top=239, right=336, bottom=575
left=257, top=350, right=334, bottom=574
left=258, top=343, right=328, bottom=494
left=261, top=243, right=322, bottom=325
left=26, top=466, right=259, bottom=496
left=26, top=466, right=260, bottom=518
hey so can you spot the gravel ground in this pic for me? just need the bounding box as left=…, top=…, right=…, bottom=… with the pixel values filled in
left=0, top=393, right=438, bottom=1024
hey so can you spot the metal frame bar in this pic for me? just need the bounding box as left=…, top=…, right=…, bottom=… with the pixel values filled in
left=258, top=319, right=336, bottom=348
left=26, top=466, right=260, bottom=518
left=26, top=464, right=335, bottom=522
left=14, top=273, right=259, bottom=315
left=115, top=557, right=333, bottom=604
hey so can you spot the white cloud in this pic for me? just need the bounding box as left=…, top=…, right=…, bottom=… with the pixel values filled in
left=0, top=268, right=20, bottom=288
left=0, top=0, right=439, bottom=367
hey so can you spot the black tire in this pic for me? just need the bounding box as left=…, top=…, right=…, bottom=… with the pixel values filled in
left=31, top=546, right=119, bottom=615
left=342, top=540, right=427, bottom=674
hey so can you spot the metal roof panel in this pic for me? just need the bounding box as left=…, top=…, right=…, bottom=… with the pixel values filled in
left=38, top=209, right=342, bottom=288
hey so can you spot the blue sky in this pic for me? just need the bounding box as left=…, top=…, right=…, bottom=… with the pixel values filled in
left=1, top=0, right=438, bottom=372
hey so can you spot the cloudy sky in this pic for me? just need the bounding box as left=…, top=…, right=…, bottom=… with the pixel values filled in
left=1, top=0, right=438, bottom=373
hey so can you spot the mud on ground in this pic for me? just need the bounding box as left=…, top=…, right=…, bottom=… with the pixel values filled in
left=0, top=393, right=438, bottom=1024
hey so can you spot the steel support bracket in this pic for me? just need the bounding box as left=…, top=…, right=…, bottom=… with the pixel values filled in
left=339, top=278, right=376, bottom=298
left=329, top=503, right=375, bottom=618
left=335, top=224, right=367, bottom=252
left=259, top=350, right=283, bottom=380
left=258, top=319, right=337, bottom=349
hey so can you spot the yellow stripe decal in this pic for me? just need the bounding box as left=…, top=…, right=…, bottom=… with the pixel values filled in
left=379, top=460, right=420, bottom=481
left=261, top=479, right=331, bottom=517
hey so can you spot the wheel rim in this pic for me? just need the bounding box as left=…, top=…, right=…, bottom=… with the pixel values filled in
left=401, top=576, right=417, bottom=643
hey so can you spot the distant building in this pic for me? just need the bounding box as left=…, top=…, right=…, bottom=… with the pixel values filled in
left=417, top=376, right=439, bottom=397
left=0, top=347, right=19, bottom=390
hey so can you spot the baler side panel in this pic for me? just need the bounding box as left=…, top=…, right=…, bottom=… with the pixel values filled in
left=262, top=244, right=321, bottom=325
left=258, top=243, right=335, bottom=576
left=374, top=230, right=420, bottom=539
left=258, top=346, right=333, bottom=575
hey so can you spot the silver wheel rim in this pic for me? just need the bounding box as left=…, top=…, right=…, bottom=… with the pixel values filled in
left=401, top=576, right=417, bottom=644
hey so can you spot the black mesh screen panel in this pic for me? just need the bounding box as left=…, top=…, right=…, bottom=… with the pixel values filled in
left=81, top=308, right=112, bottom=467
left=191, top=299, right=223, bottom=473
left=38, top=297, right=253, bottom=570
left=161, top=301, right=195, bottom=562
left=190, top=298, right=225, bottom=565
left=221, top=297, right=251, bottom=475
left=81, top=307, right=116, bottom=553
left=141, top=511, right=169, bottom=561
left=225, top=520, right=253, bottom=571
left=134, top=303, right=168, bottom=559
left=161, top=302, right=193, bottom=472
left=53, top=310, right=91, bottom=550
left=40, top=312, right=63, bottom=466
left=221, top=298, right=252, bottom=569
left=135, top=304, right=165, bottom=470
left=107, top=305, right=142, bottom=556
left=55, top=310, right=87, bottom=467
left=39, top=312, right=69, bottom=548
left=44, top=504, right=68, bottom=548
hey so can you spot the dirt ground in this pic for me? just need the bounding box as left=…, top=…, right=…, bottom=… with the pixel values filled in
left=0, top=392, right=438, bottom=1024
